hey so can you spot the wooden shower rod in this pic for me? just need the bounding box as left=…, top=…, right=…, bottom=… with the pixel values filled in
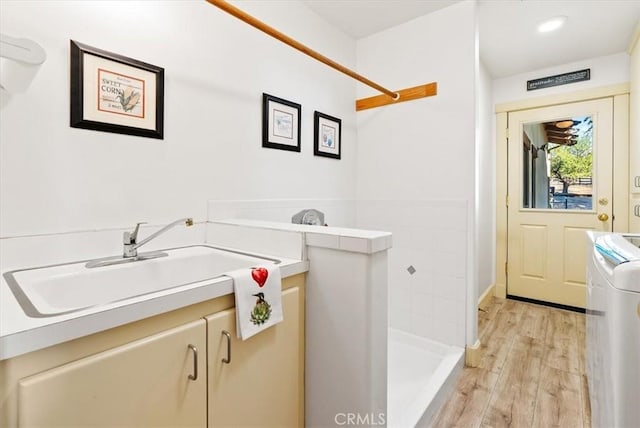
left=206, top=0, right=437, bottom=111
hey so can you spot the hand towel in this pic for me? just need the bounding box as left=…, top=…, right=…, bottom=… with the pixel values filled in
left=226, top=265, right=283, bottom=340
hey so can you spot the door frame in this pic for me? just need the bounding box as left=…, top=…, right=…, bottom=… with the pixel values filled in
left=494, top=83, right=630, bottom=299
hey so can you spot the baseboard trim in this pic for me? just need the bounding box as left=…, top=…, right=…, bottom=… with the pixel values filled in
left=471, top=285, right=495, bottom=368
left=494, top=282, right=507, bottom=299
left=465, top=340, right=481, bottom=367
left=478, top=284, right=495, bottom=308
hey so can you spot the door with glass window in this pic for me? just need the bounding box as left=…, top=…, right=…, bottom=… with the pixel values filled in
left=507, top=98, right=613, bottom=308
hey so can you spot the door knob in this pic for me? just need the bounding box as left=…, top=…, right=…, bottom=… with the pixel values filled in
left=597, top=213, right=609, bottom=222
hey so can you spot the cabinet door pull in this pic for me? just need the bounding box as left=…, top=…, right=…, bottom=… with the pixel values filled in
left=635, top=204, right=640, bottom=217
left=222, top=330, right=232, bottom=364
left=636, top=176, right=640, bottom=188
left=188, top=344, right=198, bottom=381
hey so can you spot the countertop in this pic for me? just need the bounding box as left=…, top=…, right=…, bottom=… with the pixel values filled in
left=0, top=248, right=307, bottom=360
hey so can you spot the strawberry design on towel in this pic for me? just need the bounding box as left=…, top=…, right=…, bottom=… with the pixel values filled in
left=226, top=265, right=283, bottom=340
left=251, top=267, right=268, bottom=287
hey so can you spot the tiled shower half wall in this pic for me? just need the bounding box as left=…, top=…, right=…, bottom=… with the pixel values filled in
left=208, top=199, right=467, bottom=347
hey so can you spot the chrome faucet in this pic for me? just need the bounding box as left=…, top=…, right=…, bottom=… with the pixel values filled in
left=123, top=218, right=194, bottom=258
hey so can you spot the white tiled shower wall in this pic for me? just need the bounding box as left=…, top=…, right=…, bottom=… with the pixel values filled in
left=208, top=198, right=467, bottom=347
left=356, top=200, right=467, bottom=347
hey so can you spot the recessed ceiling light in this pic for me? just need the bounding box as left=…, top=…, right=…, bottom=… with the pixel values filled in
left=537, top=16, right=567, bottom=33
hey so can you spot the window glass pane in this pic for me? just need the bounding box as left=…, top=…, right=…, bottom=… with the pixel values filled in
left=521, top=116, right=593, bottom=210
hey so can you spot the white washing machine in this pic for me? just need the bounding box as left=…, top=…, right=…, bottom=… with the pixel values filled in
left=586, top=232, right=640, bottom=428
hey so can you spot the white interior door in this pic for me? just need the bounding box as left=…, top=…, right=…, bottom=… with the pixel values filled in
left=507, top=98, right=613, bottom=308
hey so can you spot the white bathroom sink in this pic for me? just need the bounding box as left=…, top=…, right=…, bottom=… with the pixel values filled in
left=3, top=245, right=278, bottom=317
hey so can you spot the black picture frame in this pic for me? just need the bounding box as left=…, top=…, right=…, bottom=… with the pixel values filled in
left=70, top=40, right=164, bottom=139
left=262, top=93, right=301, bottom=152
left=313, top=111, right=341, bottom=159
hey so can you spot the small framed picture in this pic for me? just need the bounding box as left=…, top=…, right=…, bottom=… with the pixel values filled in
left=262, top=93, right=301, bottom=152
left=70, top=40, right=164, bottom=139
left=314, top=111, right=341, bottom=159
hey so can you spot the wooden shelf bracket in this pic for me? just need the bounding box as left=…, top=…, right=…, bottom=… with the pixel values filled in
left=355, top=82, right=437, bottom=111
left=206, top=0, right=437, bottom=111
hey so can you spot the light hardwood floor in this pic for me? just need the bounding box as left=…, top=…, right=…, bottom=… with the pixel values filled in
left=432, top=297, right=590, bottom=428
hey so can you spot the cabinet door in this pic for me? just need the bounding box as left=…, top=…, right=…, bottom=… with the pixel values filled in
left=631, top=196, right=640, bottom=233
left=207, top=286, right=302, bottom=428
left=18, top=319, right=207, bottom=427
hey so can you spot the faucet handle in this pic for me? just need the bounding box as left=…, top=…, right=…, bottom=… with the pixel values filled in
left=124, top=222, right=147, bottom=244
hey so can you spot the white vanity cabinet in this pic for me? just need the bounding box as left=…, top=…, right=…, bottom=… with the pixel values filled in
left=16, top=319, right=207, bottom=427
left=0, top=273, right=305, bottom=428
left=207, top=286, right=304, bottom=428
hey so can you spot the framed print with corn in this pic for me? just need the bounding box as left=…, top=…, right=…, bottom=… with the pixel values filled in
left=70, top=40, right=164, bottom=139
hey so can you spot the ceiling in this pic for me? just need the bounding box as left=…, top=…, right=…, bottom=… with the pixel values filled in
left=303, top=0, right=640, bottom=78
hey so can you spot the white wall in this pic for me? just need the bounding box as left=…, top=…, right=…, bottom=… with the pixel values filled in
left=477, top=60, right=494, bottom=300
left=493, top=52, right=630, bottom=105
left=355, top=0, right=477, bottom=348
left=0, top=1, right=357, bottom=241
